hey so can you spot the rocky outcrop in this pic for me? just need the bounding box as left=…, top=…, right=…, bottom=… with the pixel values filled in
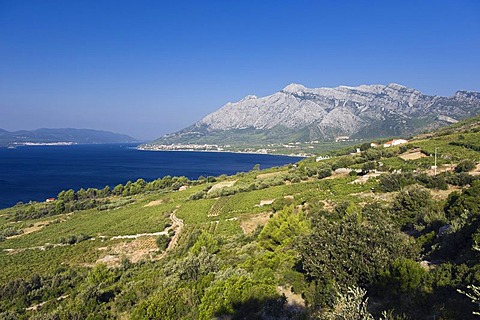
left=153, top=83, right=480, bottom=145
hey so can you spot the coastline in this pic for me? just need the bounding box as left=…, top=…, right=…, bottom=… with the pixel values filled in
left=136, top=145, right=310, bottom=158
left=0, top=144, right=300, bottom=209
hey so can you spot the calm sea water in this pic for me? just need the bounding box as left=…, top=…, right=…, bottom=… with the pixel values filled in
left=0, top=144, right=297, bottom=209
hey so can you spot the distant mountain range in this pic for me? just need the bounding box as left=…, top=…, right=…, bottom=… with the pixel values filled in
left=150, top=83, right=480, bottom=146
left=0, top=128, right=138, bottom=147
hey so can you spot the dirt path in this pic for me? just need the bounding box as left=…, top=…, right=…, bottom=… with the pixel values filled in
left=4, top=243, right=67, bottom=254
left=164, top=209, right=184, bottom=252
left=26, top=295, right=68, bottom=312
left=5, top=208, right=186, bottom=266
left=95, top=207, right=185, bottom=265
left=111, top=231, right=168, bottom=239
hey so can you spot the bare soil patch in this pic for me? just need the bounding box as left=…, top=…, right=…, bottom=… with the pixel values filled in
left=277, top=286, right=305, bottom=308
left=240, top=212, right=271, bottom=234
left=320, top=200, right=335, bottom=211
left=7, top=220, right=53, bottom=239
left=325, top=170, right=349, bottom=180
left=208, top=180, right=237, bottom=194
left=469, top=163, right=480, bottom=176
left=144, top=199, right=164, bottom=207
left=431, top=185, right=461, bottom=201
left=95, top=209, right=184, bottom=267
left=399, top=151, right=427, bottom=161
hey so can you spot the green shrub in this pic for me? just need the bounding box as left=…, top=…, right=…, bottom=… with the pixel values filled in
left=455, top=159, right=476, bottom=173
left=379, top=173, right=415, bottom=192
left=391, top=185, right=433, bottom=229
left=156, top=234, right=171, bottom=251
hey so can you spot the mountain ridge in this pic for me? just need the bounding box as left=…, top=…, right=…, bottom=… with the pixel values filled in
left=0, top=128, right=138, bottom=147
left=152, top=83, right=480, bottom=146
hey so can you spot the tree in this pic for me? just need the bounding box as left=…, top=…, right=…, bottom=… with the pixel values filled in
left=391, top=185, right=433, bottom=229
left=100, top=185, right=111, bottom=197
left=455, top=159, right=476, bottom=173
left=360, top=142, right=372, bottom=151
left=299, top=205, right=417, bottom=289
left=190, top=231, right=219, bottom=254
left=445, top=180, right=480, bottom=220
left=361, top=161, right=376, bottom=174
left=113, top=184, right=124, bottom=195
left=55, top=200, right=65, bottom=214
left=198, top=270, right=278, bottom=320
left=259, top=206, right=309, bottom=251
left=156, top=234, right=171, bottom=251
left=379, top=258, right=425, bottom=294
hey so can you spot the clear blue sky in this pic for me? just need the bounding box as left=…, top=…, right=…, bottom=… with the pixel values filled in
left=1, top=0, right=479, bottom=140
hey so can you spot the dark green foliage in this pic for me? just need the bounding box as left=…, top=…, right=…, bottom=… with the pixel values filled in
left=379, top=172, right=416, bottom=192
left=378, top=258, right=426, bottom=294
left=271, top=197, right=294, bottom=212
left=450, top=140, right=480, bottom=152
left=415, top=173, right=448, bottom=190
left=364, top=148, right=382, bottom=161
left=445, top=180, right=480, bottom=220
left=360, top=142, right=372, bottom=151
left=156, top=234, right=171, bottom=251
left=455, top=159, right=476, bottom=173
left=317, top=167, right=332, bottom=179
left=190, top=231, right=220, bottom=254
left=299, top=204, right=418, bottom=291
left=198, top=270, right=280, bottom=319
left=132, top=285, right=196, bottom=320
left=189, top=190, right=206, bottom=200
left=258, top=206, right=309, bottom=252
left=391, top=185, right=433, bottom=229
left=444, top=172, right=478, bottom=186
left=331, top=156, right=354, bottom=170
left=59, top=233, right=91, bottom=244
left=361, top=161, right=376, bottom=174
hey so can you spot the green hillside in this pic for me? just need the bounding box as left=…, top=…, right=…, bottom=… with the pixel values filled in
left=1, top=117, right=480, bottom=319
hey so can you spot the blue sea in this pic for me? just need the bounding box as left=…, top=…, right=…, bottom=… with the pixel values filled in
left=0, top=144, right=297, bottom=209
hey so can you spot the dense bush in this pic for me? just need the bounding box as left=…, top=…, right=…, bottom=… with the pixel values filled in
left=391, top=185, right=434, bottom=229
left=156, top=234, right=171, bottom=251
left=379, top=172, right=416, bottom=192
left=299, top=204, right=418, bottom=292
left=455, top=159, right=476, bottom=173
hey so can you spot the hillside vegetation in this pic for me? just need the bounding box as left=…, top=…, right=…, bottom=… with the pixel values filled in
left=1, top=117, right=480, bottom=319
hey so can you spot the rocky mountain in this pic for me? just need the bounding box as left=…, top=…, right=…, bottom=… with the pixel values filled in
left=0, top=128, right=138, bottom=147
left=152, top=83, right=480, bottom=146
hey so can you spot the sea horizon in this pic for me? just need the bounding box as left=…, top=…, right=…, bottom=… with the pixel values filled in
left=0, top=143, right=298, bottom=209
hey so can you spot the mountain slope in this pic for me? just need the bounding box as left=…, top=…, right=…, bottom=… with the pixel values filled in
left=0, top=128, right=138, bottom=147
left=152, top=83, right=480, bottom=145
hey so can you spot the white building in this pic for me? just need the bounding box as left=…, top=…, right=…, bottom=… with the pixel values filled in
left=383, top=139, right=408, bottom=148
